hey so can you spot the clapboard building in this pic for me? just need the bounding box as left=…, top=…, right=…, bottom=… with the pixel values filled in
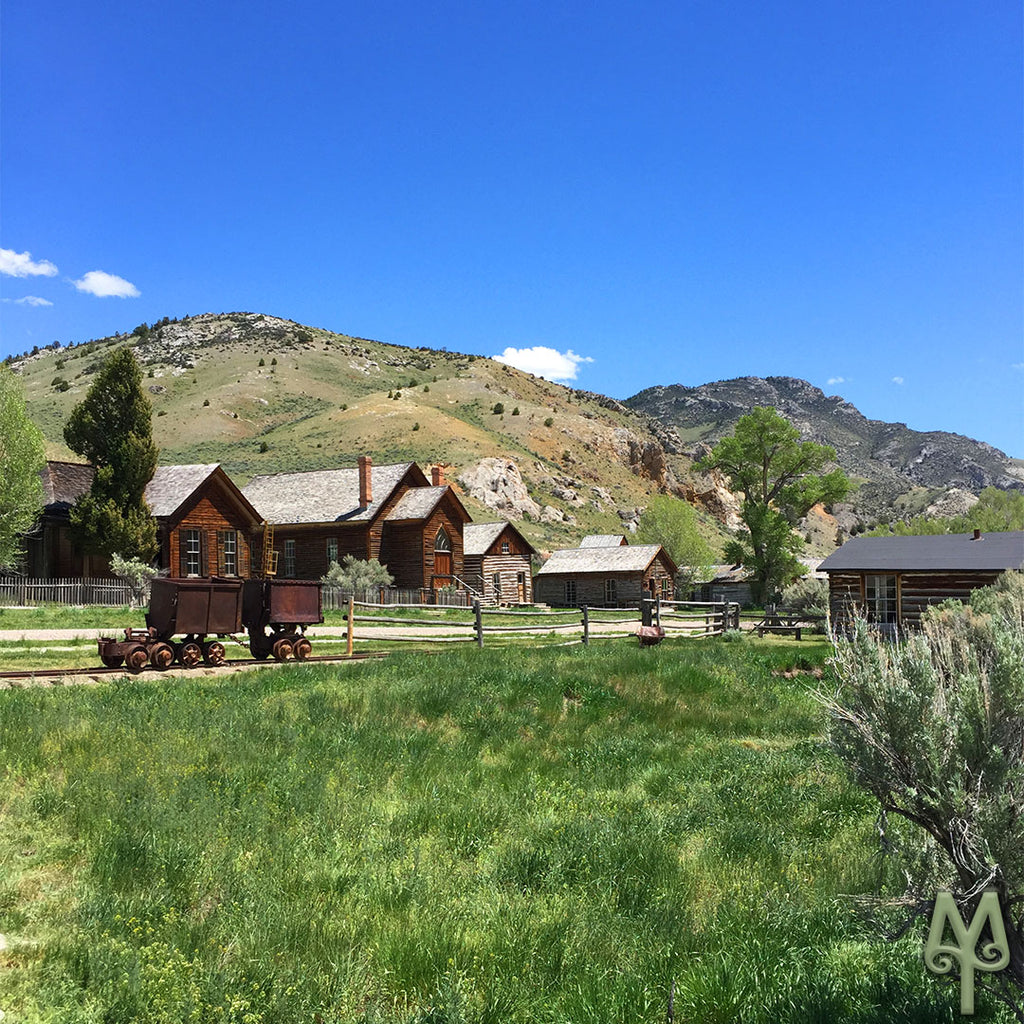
left=533, top=543, right=677, bottom=607
left=463, top=522, right=536, bottom=604
left=819, top=530, right=1024, bottom=630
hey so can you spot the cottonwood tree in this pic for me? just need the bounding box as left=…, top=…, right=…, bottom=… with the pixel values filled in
left=821, top=573, right=1024, bottom=1019
left=0, top=364, right=45, bottom=570
left=695, top=406, right=848, bottom=602
left=634, top=495, right=715, bottom=596
left=64, top=347, right=158, bottom=561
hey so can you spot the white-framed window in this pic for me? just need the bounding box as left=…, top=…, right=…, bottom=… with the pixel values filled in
left=864, top=574, right=898, bottom=624
left=219, top=530, right=238, bottom=575
left=501, top=541, right=510, bottom=554
left=326, top=537, right=338, bottom=565
left=284, top=539, right=297, bottom=578
left=183, top=529, right=202, bottom=576
left=604, top=579, right=617, bottom=605
left=564, top=579, right=577, bottom=606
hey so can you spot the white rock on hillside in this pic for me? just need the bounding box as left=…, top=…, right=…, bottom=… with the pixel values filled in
left=458, top=458, right=542, bottom=521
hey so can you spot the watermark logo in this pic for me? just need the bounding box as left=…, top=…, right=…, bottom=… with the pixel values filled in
left=924, top=890, right=1009, bottom=1015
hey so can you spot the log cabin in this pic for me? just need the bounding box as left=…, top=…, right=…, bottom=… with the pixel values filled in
left=533, top=543, right=677, bottom=607
left=145, top=464, right=264, bottom=578
left=819, top=530, right=1024, bottom=631
left=241, top=458, right=472, bottom=592
left=463, top=522, right=536, bottom=605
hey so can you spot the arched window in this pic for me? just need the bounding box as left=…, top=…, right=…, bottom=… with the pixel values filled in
left=434, top=528, right=451, bottom=552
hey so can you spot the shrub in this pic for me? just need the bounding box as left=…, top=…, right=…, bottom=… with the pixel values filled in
left=544, top=417, right=554, bottom=427
left=271, top=357, right=277, bottom=366
left=492, top=402, right=504, bottom=415
left=322, top=555, right=394, bottom=592
left=156, top=410, right=166, bottom=417
left=110, top=553, right=160, bottom=609
left=258, top=357, right=265, bottom=367
left=781, top=577, right=828, bottom=616
left=512, top=407, right=520, bottom=415
left=413, top=422, right=420, bottom=431
left=259, top=441, right=269, bottom=453
left=202, top=399, right=210, bottom=407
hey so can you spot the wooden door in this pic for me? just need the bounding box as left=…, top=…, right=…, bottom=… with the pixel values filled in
left=434, top=552, right=452, bottom=577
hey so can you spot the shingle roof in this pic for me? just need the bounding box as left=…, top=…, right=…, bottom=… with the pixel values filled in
left=144, top=464, right=221, bottom=518
left=385, top=486, right=448, bottom=522
left=579, top=534, right=629, bottom=547
left=463, top=522, right=508, bottom=555
left=819, top=532, right=1024, bottom=572
left=242, top=463, right=414, bottom=525
left=692, top=563, right=751, bottom=584
left=536, top=544, right=673, bottom=576
left=40, top=461, right=93, bottom=509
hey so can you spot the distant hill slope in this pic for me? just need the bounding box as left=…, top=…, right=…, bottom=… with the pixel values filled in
left=626, top=377, right=1024, bottom=526
left=13, top=313, right=733, bottom=555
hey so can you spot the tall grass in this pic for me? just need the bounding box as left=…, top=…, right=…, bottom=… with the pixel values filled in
left=0, top=643, right=1003, bottom=1021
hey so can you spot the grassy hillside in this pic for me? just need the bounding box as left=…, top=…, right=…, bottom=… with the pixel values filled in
left=0, top=644, right=986, bottom=1022
left=13, top=313, right=730, bottom=556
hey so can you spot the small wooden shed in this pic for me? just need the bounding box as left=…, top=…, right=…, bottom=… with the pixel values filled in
left=819, top=530, right=1024, bottom=631
left=463, top=522, right=536, bottom=604
left=533, top=544, right=677, bottom=608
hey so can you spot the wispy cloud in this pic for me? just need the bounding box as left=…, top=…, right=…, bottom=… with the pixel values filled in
left=891, top=376, right=904, bottom=385
left=1012, top=363, right=1024, bottom=371
left=826, top=376, right=845, bottom=386
left=0, top=248, right=58, bottom=277
left=72, top=270, right=140, bottom=298
left=492, top=345, right=594, bottom=381
left=2, top=295, right=53, bottom=306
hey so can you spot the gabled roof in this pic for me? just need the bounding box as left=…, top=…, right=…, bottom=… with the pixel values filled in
left=242, top=463, right=417, bottom=525
left=464, top=521, right=537, bottom=556
left=40, top=461, right=93, bottom=509
left=580, top=534, right=629, bottom=547
left=819, top=532, right=1024, bottom=573
left=535, top=544, right=675, bottom=576
left=385, top=485, right=471, bottom=524
left=144, top=464, right=262, bottom=524
left=693, top=563, right=751, bottom=585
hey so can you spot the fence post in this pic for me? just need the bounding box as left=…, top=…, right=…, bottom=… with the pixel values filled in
left=655, top=596, right=661, bottom=630
left=641, top=599, right=652, bottom=627
left=346, top=597, right=354, bottom=657
left=474, top=599, right=483, bottom=648
left=582, top=605, right=589, bottom=646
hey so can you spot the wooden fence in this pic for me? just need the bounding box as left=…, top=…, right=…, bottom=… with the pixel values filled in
left=321, top=587, right=473, bottom=610
left=0, top=576, right=134, bottom=607
left=641, top=598, right=740, bottom=639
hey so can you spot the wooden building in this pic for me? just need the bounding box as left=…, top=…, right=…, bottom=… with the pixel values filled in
left=145, top=464, right=264, bottom=578
left=21, top=461, right=109, bottom=578
left=690, top=564, right=755, bottom=606
left=534, top=543, right=677, bottom=608
left=819, top=530, right=1024, bottom=631
left=579, top=534, right=629, bottom=548
left=242, top=458, right=472, bottom=592
left=464, top=522, right=536, bottom=605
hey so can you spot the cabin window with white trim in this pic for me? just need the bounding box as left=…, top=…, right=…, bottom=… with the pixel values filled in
left=864, top=574, right=898, bottom=624
left=604, top=579, right=617, bottom=605
left=183, top=529, right=202, bottom=576
left=501, top=541, right=510, bottom=554
left=564, top=579, right=577, bottom=605
left=284, top=539, right=296, bottom=578
left=326, top=537, right=338, bottom=566
left=218, top=530, right=238, bottom=576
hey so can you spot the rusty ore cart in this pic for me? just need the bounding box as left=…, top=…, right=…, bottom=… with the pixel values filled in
left=242, top=578, right=323, bottom=661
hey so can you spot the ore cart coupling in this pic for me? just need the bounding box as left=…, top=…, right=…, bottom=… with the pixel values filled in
left=242, top=578, right=323, bottom=662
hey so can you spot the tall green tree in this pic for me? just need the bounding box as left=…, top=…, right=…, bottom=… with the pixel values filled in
left=64, top=347, right=158, bottom=561
left=0, top=364, right=46, bottom=570
left=634, top=495, right=715, bottom=595
left=696, top=406, right=848, bottom=602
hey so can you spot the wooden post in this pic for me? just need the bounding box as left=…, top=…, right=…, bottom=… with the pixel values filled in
left=582, top=605, right=589, bottom=646
left=655, top=596, right=661, bottom=629
left=474, top=599, right=483, bottom=648
left=641, top=599, right=652, bottom=627
left=346, top=597, right=354, bottom=657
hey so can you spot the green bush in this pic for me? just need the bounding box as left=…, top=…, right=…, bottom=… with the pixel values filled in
left=492, top=402, right=504, bottom=414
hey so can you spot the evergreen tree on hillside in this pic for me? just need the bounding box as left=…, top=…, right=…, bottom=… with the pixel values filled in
left=0, top=364, right=46, bottom=570
left=64, top=348, right=158, bottom=561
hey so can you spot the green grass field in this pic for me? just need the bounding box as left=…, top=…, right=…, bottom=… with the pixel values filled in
left=0, top=643, right=1003, bottom=1022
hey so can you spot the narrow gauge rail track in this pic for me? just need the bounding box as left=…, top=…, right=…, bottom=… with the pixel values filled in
left=0, top=650, right=394, bottom=685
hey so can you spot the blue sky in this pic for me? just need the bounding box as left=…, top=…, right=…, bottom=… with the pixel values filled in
left=2, top=1, right=1021, bottom=455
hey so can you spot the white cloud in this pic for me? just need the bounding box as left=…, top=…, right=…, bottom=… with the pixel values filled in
left=826, top=376, right=845, bottom=386
left=72, top=270, right=140, bottom=298
left=491, top=345, right=594, bottom=381
left=0, top=248, right=58, bottom=277
left=1012, top=363, right=1024, bottom=371
left=891, top=376, right=904, bottom=385
left=1, top=295, right=54, bottom=306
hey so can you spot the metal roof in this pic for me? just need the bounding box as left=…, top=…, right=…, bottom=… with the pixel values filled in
left=535, top=544, right=674, bottom=576
left=819, top=532, right=1024, bottom=572
left=242, top=463, right=414, bottom=525
left=579, top=534, right=629, bottom=547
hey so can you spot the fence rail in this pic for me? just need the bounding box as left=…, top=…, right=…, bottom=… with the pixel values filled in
left=0, top=576, right=134, bottom=607
left=321, top=586, right=472, bottom=610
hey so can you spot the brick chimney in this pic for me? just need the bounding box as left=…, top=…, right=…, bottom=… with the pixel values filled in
left=973, top=528, right=982, bottom=540
left=431, top=464, right=445, bottom=487
left=358, top=455, right=373, bottom=507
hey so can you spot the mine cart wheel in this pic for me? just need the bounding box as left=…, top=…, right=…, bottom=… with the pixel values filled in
left=150, top=642, right=175, bottom=671
left=100, top=654, right=125, bottom=669
left=178, top=641, right=203, bottom=668
left=203, top=641, right=226, bottom=667
left=293, top=636, right=312, bottom=661
left=249, top=634, right=272, bottom=660
left=125, top=645, right=149, bottom=674
left=272, top=637, right=294, bottom=662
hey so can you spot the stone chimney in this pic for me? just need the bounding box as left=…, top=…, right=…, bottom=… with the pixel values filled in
left=973, top=528, right=982, bottom=541
left=358, top=455, right=373, bottom=507
left=431, top=465, right=446, bottom=487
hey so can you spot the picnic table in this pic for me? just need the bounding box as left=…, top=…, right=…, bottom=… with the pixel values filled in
left=753, top=611, right=825, bottom=641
